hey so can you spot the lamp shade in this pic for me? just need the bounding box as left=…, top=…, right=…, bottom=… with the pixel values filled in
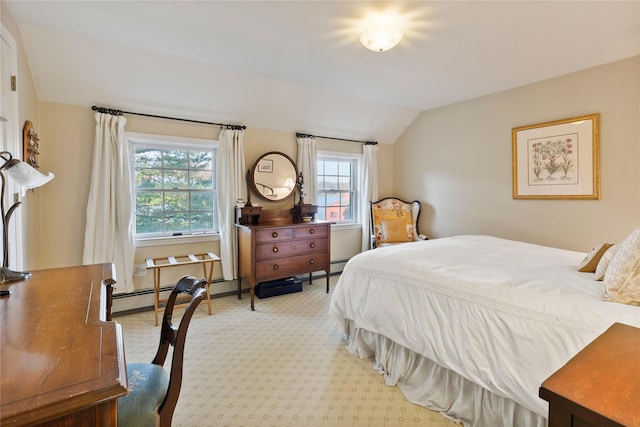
left=283, top=177, right=295, bottom=190
left=360, top=25, right=403, bottom=52
left=4, top=161, right=54, bottom=196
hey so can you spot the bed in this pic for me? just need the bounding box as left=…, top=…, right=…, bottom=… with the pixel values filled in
left=329, top=235, right=640, bottom=427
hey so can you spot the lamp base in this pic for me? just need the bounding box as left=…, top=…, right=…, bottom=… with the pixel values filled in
left=0, top=267, right=31, bottom=283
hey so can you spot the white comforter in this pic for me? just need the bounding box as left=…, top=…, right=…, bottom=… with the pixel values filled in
left=329, top=235, right=640, bottom=418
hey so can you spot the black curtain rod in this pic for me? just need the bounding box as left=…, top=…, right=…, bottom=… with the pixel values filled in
left=91, top=105, right=246, bottom=130
left=296, top=132, right=377, bottom=145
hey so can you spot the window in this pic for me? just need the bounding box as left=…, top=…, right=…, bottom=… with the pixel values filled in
left=130, top=134, right=218, bottom=238
left=316, top=153, right=360, bottom=224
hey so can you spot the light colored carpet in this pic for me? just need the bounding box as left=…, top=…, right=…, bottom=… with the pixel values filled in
left=115, top=276, right=459, bottom=427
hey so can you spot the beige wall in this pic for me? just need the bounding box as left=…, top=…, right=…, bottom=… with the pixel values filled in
left=395, top=56, right=640, bottom=252
left=35, top=102, right=390, bottom=297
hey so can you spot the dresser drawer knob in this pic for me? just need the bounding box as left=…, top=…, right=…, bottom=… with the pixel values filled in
left=309, top=229, right=315, bottom=235
left=273, top=264, right=279, bottom=270
left=272, top=247, right=279, bottom=253
left=309, top=259, right=315, bottom=265
left=309, top=242, right=315, bottom=249
left=272, top=232, right=278, bottom=238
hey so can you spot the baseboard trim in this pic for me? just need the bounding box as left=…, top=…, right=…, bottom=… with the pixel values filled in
left=112, top=258, right=349, bottom=316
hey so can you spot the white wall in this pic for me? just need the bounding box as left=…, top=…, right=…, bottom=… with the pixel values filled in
left=395, top=56, right=640, bottom=252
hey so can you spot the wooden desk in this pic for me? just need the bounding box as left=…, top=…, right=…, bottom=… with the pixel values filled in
left=540, top=323, right=640, bottom=427
left=0, top=263, right=128, bottom=427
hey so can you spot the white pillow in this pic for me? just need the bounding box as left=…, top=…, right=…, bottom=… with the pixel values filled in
left=595, top=244, right=618, bottom=281
left=603, top=229, right=640, bottom=305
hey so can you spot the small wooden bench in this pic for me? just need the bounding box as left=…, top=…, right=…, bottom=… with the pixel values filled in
left=146, top=252, right=221, bottom=326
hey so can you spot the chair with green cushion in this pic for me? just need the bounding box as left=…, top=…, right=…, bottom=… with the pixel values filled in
left=118, top=275, right=207, bottom=427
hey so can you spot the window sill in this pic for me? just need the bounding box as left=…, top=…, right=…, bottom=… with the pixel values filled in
left=135, top=233, right=220, bottom=248
left=330, top=222, right=362, bottom=231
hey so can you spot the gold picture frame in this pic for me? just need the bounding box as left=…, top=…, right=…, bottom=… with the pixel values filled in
left=512, top=113, right=600, bottom=200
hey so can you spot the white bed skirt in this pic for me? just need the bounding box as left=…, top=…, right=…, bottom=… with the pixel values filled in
left=343, top=319, right=547, bottom=427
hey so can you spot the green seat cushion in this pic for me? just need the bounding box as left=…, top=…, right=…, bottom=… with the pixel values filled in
left=118, top=362, right=170, bottom=427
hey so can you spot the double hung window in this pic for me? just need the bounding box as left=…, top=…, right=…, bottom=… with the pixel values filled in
left=316, top=153, right=360, bottom=224
left=130, top=134, right=218, bottom=238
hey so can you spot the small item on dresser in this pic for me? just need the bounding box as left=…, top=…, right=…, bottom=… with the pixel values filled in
left=236, top=205, right=262, bottom=225
left=302, top=215, right=312, bottom=222
left=292, top=204, right=318, bottom=222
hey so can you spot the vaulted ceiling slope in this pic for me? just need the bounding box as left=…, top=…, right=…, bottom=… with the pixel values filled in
left=5, top=1, right=640, bottom=144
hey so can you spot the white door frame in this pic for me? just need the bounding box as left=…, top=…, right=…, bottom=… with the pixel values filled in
left=1, top=25, right=24, bottom=270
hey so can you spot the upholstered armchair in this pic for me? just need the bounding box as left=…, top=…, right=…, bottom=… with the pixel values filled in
left=371, top=197, right=427, bottom=248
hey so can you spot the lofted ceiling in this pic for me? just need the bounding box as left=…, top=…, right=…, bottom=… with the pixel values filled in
left=4, top=1, right=640, bottom=144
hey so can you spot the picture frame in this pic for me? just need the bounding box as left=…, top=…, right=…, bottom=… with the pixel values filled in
left=512, top=113, right=600, bottom=200
left=258, top=158, right=273, bottom=173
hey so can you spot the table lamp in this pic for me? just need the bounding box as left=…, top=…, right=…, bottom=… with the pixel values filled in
left=0, top=150, right=54, bottom=283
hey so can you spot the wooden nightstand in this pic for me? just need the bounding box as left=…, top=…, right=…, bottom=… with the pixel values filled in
left=539, top=323, right=640, bottom=427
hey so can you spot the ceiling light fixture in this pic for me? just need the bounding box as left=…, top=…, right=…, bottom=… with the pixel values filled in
left=360, top=24, right=403, bottom=52
left=359, top=9, right=404, bottom=52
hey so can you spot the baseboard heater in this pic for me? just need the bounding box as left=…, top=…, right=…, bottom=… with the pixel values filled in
left=112, top=258, right=350, bottom=301
left=111, top=259, right=350, bottom=315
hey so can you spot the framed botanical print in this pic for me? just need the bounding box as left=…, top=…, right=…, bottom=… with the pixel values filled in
left=512, top=113, right=600, bottom=199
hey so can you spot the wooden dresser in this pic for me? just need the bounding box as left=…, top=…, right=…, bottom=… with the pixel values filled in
left=236, top=209, right=331, bottom=310
left=0, top=263, right=127, bottom=427
left=540, top=323, right=640, bottom=427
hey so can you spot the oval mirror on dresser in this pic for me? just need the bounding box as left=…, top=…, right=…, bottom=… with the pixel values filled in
left=250, top=151, right=298, bottom=202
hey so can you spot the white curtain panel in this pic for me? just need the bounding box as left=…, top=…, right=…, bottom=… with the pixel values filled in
left=216, top=128, right=246, bottom=281
left=360, top=144, right=379, bottom=252
left=82, top=113, right=135, bottom=292
left=296, top=136, right=317, bottom=204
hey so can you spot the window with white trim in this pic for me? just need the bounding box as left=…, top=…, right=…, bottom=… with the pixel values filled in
left=129, top=133, right=218, bottom=238
left=316, top=153, right=360, bottom=224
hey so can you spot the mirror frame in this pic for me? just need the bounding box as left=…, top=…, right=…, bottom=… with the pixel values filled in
left=250, top=151, right=298, bottom=202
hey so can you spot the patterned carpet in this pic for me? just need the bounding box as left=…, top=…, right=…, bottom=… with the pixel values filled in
left=114, top=276, right=459, bottom=427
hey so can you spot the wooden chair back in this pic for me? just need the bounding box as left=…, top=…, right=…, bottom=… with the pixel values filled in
left=154, top=275, right=207, bottom=426
left=118, top=275, right=206, bottom=427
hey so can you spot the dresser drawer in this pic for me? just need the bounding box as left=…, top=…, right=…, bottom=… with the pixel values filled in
left=255, top=228, right=294, bottom=243
left=294, top=224, right=328, bottom=239
left=255, top=237, right=328, bottom=261
left=256, top=252, right=329, bottom=280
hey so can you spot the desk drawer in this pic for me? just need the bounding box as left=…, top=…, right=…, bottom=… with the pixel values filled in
left=255, top=237, right=328, bottom=261
left=256, top=253, right=329, bottom=280
left=255, top=228, right=294, bottom=243
left=294, top=224, right=328, bottom=239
